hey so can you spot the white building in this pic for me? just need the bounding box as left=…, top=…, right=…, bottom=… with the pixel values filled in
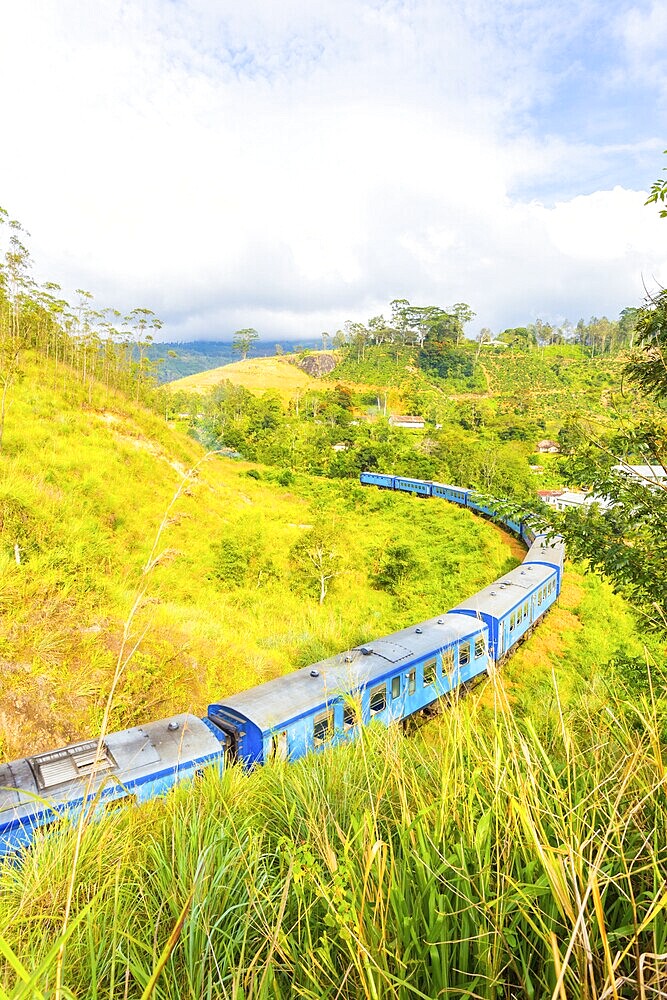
left=611, top=464, right=667, bottom=485
left=538, top=490, right=613, bottom=512
left=389, top=415, right=425, bottom=430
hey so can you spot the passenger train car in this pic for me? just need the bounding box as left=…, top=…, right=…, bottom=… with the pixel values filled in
left=0, top=474, right=564, bottom=856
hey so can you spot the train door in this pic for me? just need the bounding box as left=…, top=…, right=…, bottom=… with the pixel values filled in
left=497, top=625, right=505, bottom=660
left=207, top=712, right=240, bottom=763
left=269, top=730, right=288, bottom=762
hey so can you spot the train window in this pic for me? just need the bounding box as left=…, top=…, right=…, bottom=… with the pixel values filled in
left=407, top=670, right=416, bottom=695
left=423, top=659, right=437, bottom=686
left=442, top=649, right=455, bottom=676
left=537, top=589, right=542, bottom=605
left=369, top=685, right=386, bottom=716
left=509, top=612, right=516, bottom=632
left=523, top=601, right=529, bottom=619
left=313, top=710, right=334, bottom=746
left=474, top=636, right=485, bottom=658
left=459, top=642, right=470, bottom=666
left=391, top=676, right=401, bottom=699
left=343, top=703, right=357, bottom=731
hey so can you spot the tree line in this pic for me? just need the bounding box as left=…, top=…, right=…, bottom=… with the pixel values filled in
left=0, top=206, right=170, bottom=448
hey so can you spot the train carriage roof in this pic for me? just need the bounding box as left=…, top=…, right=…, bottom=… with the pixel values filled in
left=210, top=614, right=486, bottom=734
left=0, top=714, right=220, bottom=819
left=431, top=481, right=470, bottom=494
left=449, top=561, right=555, bottom=620
left=524, top=535, right=565, bottom=571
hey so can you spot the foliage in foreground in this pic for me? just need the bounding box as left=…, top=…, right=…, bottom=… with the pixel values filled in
left=0, top=671, right=665, bottom=999
left=540, top=284, right=667, bottom=631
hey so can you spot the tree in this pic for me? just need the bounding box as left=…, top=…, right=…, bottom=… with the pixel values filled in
left=344, top=321, right=369, bottom=361
left=623, top=289, right=667, bottom=400
left=475, top=327, right=492, bottom=361
left=372, top=542, right=419, bottom=594
left=618, top=307, right=641, bottom=349
left=367, top=315, right=391, bottom=345
left=543, top=289, right=667, bottom=626
left=232, top=328, right=259, bottom=361
left=451, top=303, right=476, bottom=345
left=498, top=326, right=536, bottom=349
left=645, top=148, right=667, bottom=217
left=0, top=211, right=32, bottom=450
left=126, top=307, right=163, bottom=401
left=290, top=525, right=342, bottom=604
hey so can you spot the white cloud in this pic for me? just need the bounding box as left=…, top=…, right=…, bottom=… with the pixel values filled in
left=617, top=1, right=667, bottom=78
left=0, top=0, right=665, bottom=341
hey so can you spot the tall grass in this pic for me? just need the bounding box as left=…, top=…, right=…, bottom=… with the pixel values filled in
left=1, top=670, right=665, bottom=999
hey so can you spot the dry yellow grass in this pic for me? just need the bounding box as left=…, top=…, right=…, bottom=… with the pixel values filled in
left=168, top=354, right=393, bottom=405
left=169, top=357, right=321, bottom=399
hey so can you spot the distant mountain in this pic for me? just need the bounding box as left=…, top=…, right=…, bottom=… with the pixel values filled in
left=146, top=339, right=322, bottom=382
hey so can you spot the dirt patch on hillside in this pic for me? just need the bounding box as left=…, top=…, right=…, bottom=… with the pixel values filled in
left=298, top=353, right=337, bottom=377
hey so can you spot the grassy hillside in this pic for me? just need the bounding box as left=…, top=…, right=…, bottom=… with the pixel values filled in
left=1, top=349, right=650, bottom=759
left=1, top=348, right=663, bottom=999
left=1, top=350, right=529, bottom=760
left=169, top=355, right=321, bottom=399
left=146, top=341, right=321, bottom=383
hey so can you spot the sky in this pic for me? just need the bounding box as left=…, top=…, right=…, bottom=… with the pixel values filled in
left=1, top=0, right=666, bottom=341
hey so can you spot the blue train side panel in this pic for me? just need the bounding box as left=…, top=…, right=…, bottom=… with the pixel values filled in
left=449, top=562, right=559, bottom=660
left=431, top=482, right=470, bottom=506
left=359, top=472, right=395, bottom=489
left=466, top=493, right=497, bottom=519
left=503, top=515, right=524, bottom=535
left=393, top=477, right=432, bottom=496
left=208, top=615, right=489, bottom=767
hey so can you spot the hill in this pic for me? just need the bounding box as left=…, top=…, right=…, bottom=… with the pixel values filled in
left=1, top=349, right=538, bottom=761
left=169, top=355, right=323, bottom=398
left=146, top=340, right=322, bottom=383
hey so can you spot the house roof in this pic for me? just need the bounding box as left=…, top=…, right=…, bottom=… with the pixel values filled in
left=612, top=464, right=666, bottom=480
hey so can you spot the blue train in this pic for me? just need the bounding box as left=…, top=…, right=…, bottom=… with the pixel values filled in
left=0, top=474, right=564, bottom=855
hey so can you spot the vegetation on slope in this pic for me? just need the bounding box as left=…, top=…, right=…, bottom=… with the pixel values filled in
left=0, top=351, right=527, bottom=760
left=1, top=670, right=665, bottom=999
left=0, top=344, right=661, bottom=1000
